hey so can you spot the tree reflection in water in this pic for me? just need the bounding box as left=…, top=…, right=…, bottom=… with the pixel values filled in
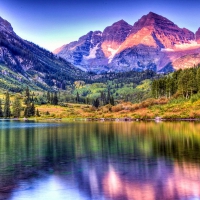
left=0, top=121, right=200, bottom=199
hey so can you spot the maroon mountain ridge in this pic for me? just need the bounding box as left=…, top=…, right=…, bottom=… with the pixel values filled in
left=54, top=12, right=200, bottom=74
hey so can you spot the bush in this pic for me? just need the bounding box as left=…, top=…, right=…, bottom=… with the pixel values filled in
left=112, top=105, right=123, bottom=112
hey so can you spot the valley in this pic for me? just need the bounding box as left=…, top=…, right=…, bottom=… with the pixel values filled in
left=0, top=12, right=199, bottom=121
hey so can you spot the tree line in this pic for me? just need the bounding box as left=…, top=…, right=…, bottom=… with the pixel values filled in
left=151, top=65, right=200, bottom=99
left=92, top=90, right=115, bottom=108
left=0, top=87, right=40, bottom=118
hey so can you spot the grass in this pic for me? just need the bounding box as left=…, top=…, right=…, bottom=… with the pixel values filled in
left=32, top=97, right=200, bottom=120
left=2, top=88, right=200, bottom=120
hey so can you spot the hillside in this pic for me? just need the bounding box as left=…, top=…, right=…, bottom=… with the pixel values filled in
left=0, top=16, right=88, bottom=92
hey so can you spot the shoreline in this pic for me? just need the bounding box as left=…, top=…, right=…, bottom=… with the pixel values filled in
left=11, top=117, right=200, bottom=122
left=1, top=116, right=200, bottom=122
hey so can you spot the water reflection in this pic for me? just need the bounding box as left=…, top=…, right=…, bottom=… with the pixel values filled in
left=0, top=121, right=200, bottom=199
left=103, top=162, right=200, bottom=200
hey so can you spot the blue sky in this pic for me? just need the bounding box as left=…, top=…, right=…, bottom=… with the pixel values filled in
left=0, top=0, right=200, bottom=51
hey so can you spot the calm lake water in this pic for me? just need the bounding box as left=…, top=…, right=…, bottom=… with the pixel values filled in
left=0, top=120, right=200, bottom=200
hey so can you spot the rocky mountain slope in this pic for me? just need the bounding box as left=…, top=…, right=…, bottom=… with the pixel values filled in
left=196, top=28, right=200, bottom=44
left=55, top=12, right=200, bottom=73
left=0, top=16, right=87, bottom=91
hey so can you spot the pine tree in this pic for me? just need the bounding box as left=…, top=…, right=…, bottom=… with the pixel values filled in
left=196, top=67, right=200, bottom=92
left=110, top=96, right=115, bottom=106
left=50, top=93, right=54, bottom=104
left=166, top=77, right=173, bottom=98
left=4, top=92, right=11, bottom=118
left=12, top=95, right=22, bottom=118
left=24, top=107, right=28, bottom=118
left=25, top=86, right=30, bottom=105
left=47, top=91, right=50, bottom=103
left=0, top=99, right=3, bottom=118
left=151, top=80, right=158, bottom=98
left=53, top=92, right=58, bottom=105
left=106, top=89, right=111, bottom=104
left=25, top=86, right=30, bottom=98
left=30, top=103, right=35, bottom=116
left=92, top=98, right=100, bottom=108
left=100, top=92, right=106, bottom=105
left=188, top=69, right=197, bottom=96
left=24, top=103, right=35, bottom=118
left=178, top=70, right=190, bottom=99
left=76, top=92, right=80, bottom=103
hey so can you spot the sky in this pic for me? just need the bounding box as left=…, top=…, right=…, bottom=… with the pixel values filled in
left=0, top=0, right=200, bottom=52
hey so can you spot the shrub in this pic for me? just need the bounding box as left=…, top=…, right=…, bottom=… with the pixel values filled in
left=112, top=105, right=123, bottom=112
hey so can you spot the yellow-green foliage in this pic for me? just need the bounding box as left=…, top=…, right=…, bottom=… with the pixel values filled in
left=2, top=89, right=200, bottom=120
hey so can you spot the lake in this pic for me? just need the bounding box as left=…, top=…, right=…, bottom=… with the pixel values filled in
left=0, top=120, right=200, bottom=200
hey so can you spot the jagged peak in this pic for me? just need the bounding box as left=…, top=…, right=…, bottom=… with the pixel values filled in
left=130, top=11, right=182, bottom=36
left=137, top=11, right=174, bottom=25
left=147, top=11, right=173, bottom=18
left=0, top=16, right=13, bottom=33
left=112, top=19, right=132, bottom=27
left=93, top=30, right=102, bottom=35
left=147, top=11, right=161, bottom=17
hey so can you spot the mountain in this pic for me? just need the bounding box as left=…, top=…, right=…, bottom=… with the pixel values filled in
left=0, top=16, right=87, bottom=92
left=54, top=12, right=200, bottom=73
left=54, top=20, right=133, bottom=73
left=196, top=28, right=200, bottom=43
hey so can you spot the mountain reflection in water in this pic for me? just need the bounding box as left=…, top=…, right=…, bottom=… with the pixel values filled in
left=0, top=121, right=200, bottom=200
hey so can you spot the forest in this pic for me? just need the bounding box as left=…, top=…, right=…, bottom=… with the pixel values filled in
left=151, top=65, right=200, bottom=99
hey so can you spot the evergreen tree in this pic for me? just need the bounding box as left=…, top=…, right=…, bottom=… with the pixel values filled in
left=188, top=70, right=197, bottom=96
left=4, top=92, right=11, bottom=118
left=100, top=92, right=106, bottom=105
left=106, top=89, right=111, bottom=104
left=25, top=86, right=30, bottom=105
left=13, top=95, right=22, bottom=118
left=53, top=92, right=58, bottom=105
left=47, top=91, right=50, bottom=103
left=24, top=107, right=28, bottom=118
left=25, top=86, right=30, bottom=97
left=171, top=69, right=182, bottom=94
left=110, top=96, right=115, bottom=106
left=178, top=70, right=190, bottom=98
left=196, top=67, right=200, bottom=92
left=92, top=98, right=100, bottom=108
left=24, top=103, right=35, bottom=118
left=30, top=103, right=35, bottom=116
left=152, top=80, right=158, bottom=98
left=0, top=99, right=3, bottom=118
left=76, top=92, right=80, bottom=103
left=50, top=93, right=54, bottom=104
left=166, top=77, right=173, bottom=98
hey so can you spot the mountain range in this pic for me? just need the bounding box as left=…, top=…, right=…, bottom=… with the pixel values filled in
left=0, top=11, right=200, bottom=93
left=54, top=12, right=200, bottom=74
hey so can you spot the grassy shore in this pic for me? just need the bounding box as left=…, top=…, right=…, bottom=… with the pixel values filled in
left=31, top=97, right=200, bottom=121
